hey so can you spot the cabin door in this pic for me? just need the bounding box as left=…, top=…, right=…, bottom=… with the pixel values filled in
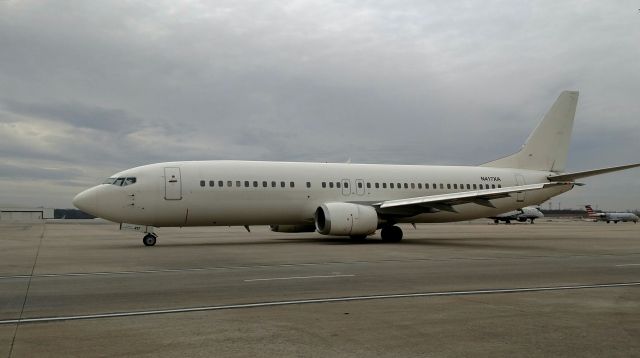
left=164, top=167, right=182, bottom=200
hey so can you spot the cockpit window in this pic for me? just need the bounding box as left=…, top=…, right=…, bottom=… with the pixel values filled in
left=104, top=177, right=136, bottom=186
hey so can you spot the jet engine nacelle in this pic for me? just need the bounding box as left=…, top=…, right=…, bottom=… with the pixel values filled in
left=315, top=202, right=379, bottom=236
left=269, top=224, right=316, bottom=233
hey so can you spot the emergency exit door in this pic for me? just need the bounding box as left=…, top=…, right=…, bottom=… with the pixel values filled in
left=514, top=174, right=525, bottom=202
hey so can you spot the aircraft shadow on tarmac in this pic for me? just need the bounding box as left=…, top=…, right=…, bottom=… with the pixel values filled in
left=108, top=236, right=548, bottom=251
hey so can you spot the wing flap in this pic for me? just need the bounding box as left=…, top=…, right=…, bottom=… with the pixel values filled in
left=378, top=182, right=571, bottom=212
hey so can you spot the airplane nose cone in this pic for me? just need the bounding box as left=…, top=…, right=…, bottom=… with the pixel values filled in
left=73, top=188, right=97, bottom=215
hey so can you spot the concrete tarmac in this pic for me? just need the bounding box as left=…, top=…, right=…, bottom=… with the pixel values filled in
left=1, top=220, right=639, bottom=357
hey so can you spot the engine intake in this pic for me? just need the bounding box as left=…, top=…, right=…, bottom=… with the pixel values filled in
left=315, top=202, right=378, bottom=236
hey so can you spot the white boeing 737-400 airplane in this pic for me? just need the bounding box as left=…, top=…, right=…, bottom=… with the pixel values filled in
left=73, top=91, right=640, bottom=246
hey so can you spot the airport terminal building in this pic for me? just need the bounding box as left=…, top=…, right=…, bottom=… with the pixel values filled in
left=0, top=208, right=54, bottom=221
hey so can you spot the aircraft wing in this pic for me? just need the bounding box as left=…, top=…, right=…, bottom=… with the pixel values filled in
left=375, top=182, right=571, bottom=215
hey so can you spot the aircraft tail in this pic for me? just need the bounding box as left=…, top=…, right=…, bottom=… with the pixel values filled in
left=481, top=91, right=579, bottom=173
left=585, top=205, right=604, bottom=218
left=585, top=205, right=596, bottom=217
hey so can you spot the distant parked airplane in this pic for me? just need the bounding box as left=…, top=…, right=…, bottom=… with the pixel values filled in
left=490, top=206, right=544, bottom=224
left=73, top=91, right=640, bottom=246
left=585, top=205, right=638, bottom=223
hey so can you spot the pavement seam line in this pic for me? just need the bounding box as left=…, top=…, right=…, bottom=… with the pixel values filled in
left=8, top=222, right=45, bottom=358
left=1, top=281, right=638, bottom=326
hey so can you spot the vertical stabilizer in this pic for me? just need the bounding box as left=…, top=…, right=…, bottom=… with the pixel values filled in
left=481, top=91, right=579, bottom=172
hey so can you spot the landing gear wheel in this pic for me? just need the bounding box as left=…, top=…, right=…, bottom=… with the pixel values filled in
left=143, top=234, right=157, bottom=246
left=380, top=226, right=403, bottom=242
left=494, top=219, right=499, bottom=224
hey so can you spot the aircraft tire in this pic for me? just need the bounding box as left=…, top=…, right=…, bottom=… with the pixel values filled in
left=505, top=220, right=511, bottom=224
left=143, top=234, right=157, bottom=246
left=381, top=226, right=403, bottom=242
left=350, top=234, right=368, bottom=242
left=494, top=219, right=499, bottom=224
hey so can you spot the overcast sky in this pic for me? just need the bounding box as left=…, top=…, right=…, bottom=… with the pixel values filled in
left=1, top=1, right=639, bottom=210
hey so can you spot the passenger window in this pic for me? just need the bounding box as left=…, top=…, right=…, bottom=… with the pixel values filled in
left=329, top=182, right=334, bottom=188
left=411, top=183, right=416, bottom=189
left=390, top=183, right=394, bottom=189
left=253, top=181, right=258, bottom=188
left=397, top=183, right=401, bottom=189
left=200, top=180, right=205, bottom=187
left=453, top=184, right=458, bottom=189
left=375, top=183, right=380, bottom=189
left=358, top=182, right=362, bottom=188
left=492, top=184, right=496, bottom=189
left=466, top=184, right=471, bottom=190
left=219, top=181, right=224, bottom=187
left=447, top=184, right=451, bottom=189
left=498, top=184, right=502, bottom=188
left=209, top=180, right=214, bottom=187
left=244, top=181, right=249, bottom=187
left=272, top=181, right=276, bottom=188
left=473, top=184, right=477, bottom=189
left=236, top=181, right=241, bottom=187
left=263, top=181, right=267, bottom=188
left=425, top=183, right=429, bottom=189
left=345, top=182, right=349, bottom=188
left=337, top=182, right=341, bottom=189
left=366, top=183, right=371, bottom=189
left=306, top=181, right=311, bottom=188
left=322, top=182, right=326, bottom=188
left=280, top=181, right=285, bottom=188
left=290, top=181, right=295, bottom=188
left=404, top=183, right=408, bottom=189
left=479, top=184, right=483, bottom=189
left=382, top=183, right=387, bottom=189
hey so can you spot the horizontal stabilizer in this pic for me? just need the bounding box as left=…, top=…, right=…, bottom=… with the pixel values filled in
left=547, top=163, right=640, bottom=181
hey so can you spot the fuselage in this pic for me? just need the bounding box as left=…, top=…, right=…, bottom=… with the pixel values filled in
left=73, top=160, right=571, bottom=227
left=595, top=212, right=639, bottom=223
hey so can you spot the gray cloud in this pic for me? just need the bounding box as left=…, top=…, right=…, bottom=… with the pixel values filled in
left=0, top=0, right=639, bottom=209
left=1, top=99, right=143, bottom=133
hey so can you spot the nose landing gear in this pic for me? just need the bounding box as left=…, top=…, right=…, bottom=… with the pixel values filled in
left=143, top=233, right=157, bottom=246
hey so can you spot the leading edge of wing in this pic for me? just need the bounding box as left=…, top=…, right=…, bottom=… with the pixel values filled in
left=377, top=182, right=571, bottom=210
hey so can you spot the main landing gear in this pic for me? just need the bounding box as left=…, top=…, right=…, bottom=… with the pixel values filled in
left=143, top=233, right=157, bottom=246
left=380, top=225, right=403, bottom=242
